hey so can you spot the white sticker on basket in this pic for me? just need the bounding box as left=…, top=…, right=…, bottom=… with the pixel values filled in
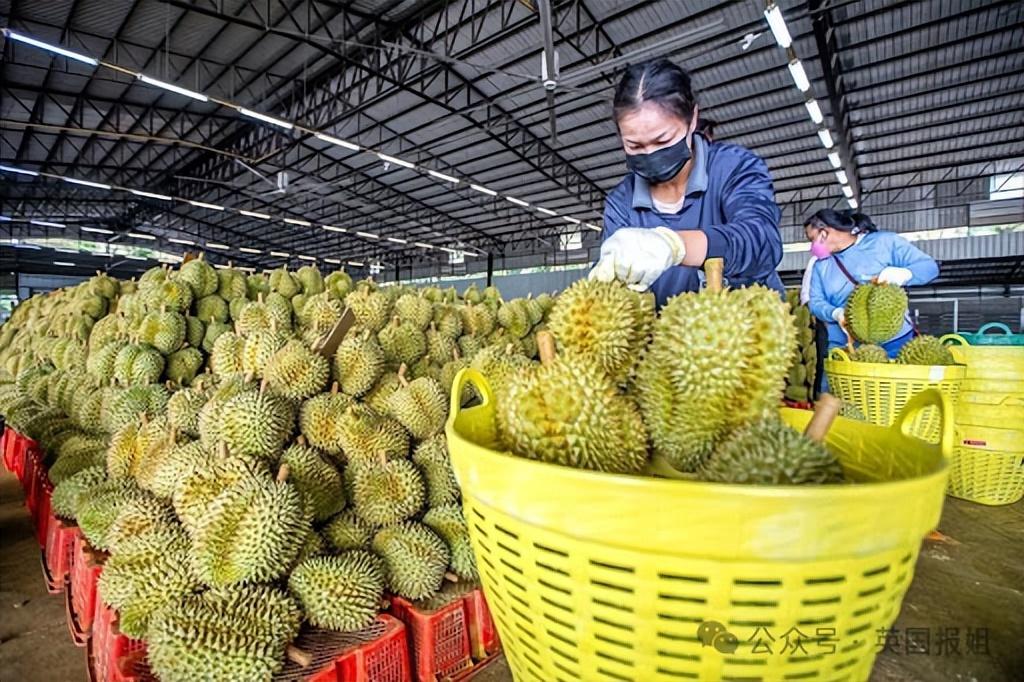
left=929, top=366, right=944, bottom=381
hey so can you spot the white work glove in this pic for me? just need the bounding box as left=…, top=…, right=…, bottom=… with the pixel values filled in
left=876, top=266, right=913, bottom=286
left=832, top=308, right=845, bottom=323
left=589, top=227, right=686, bottom=292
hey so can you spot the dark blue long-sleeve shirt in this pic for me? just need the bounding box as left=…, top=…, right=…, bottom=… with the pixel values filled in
left=602, top=134, right=784, bottom=306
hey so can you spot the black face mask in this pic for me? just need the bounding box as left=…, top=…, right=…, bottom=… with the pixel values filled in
left=625, top=136, right=691, bottom=184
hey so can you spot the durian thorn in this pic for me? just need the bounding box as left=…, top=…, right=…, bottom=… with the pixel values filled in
left=444, top=571, right=459, bottom=583
left=377, top=451, right=387, bottom=467
left=397, top=363, right=409, bottom=387
left=804, top=394, right=842, bottom=443
left=286, top=645, right=312, bottom=668
left=537, top=331, right=557, bottom=366
left=704, top=257, right=725, bottom=293
left=244, top=371, right=255, bottom=384
left=217, top=441, right=228, bottom=460
left=331, top=381, right=339, bottom=395
left=276, top=463, right=291, bottom=482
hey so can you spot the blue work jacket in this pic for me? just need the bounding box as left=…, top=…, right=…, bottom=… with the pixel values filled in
left=602, top=134, right=784, bottom=306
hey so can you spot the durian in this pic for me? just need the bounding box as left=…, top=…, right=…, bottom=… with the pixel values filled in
left=845, top=283, right=908, bottom=344
left=264, top=340, right=329, bottom=400
left=279, top=439, right=345, bottom=521
left=322, top=510, right=374, bottom=552
left=348, top=455, right=425, bottom=526
left=333, top=329, right=385, bottom=397
left=372, top=522, right=450, bottom=600
left=288, top=551, right=385, bottom=631
left=386, top=367, right=447, bottom=440
left=423, top=504, right=477, bottom=580
left=896, top=335, right=955, bottom=365
left=850, top=344, right=889, bottom=363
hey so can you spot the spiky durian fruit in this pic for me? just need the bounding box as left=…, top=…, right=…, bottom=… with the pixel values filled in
left=241, top=329, right=286, bottom=378
left=394, top=293, right=433, bottom=330
left=345, top=284, right=391, bottom=332
left=425, top=325, right=457, bottom=366
left=75, top=386, right=113, bottom=434
left=548, top=279, right=653, bottom=384
left=500, top=342, right=648, bottom=474
left=337, top=403, right=410, bottom=461
left=107, top=414, right=169, bottom=479
left=423, top=504, right=477, bottom=581
left=167, top=387, right=206, bottom=437
left=333, top=329, right=385, bottom=397
left=412, top=435, right=460, bottom=507
left=166, top=346, right=203, bottom=385
left=104, top=384, right=170, bottom=433
left=269, top=266, right=301, bottom=298
left=325, top=270, right=353, bottom=300
left=699, top=417, right=844, bottom=485
left=386, top=370, right=447, bottom=440
left=202, top=319, right=230, bottom=353
left=348, top=456, right=424, bottom=526
left=140, top=439, right=208, bottom=500
left=217, top=268, right=248, bottom=300
left=496, top=299, right=532, bottom=339
left=236, top=294, right=292, bottom=336
left=379, top=317, right=427, bottom=367
left=460, top=304, right=496, bottom=337
left=87, top=314, right=125, bottom=352
left=635, top=261, right=795, bottom=472
left=52, top=465, right=107, bottom=520
left=197, top=375, right=252, bottom=449
left=209, top=330, right=244, bottom=377
left=86, top=343, right=120, bottom=384
left=99, top=524, right=200, bottom=638
left=190, top=468, right=312, bottom=586
left=296, top=264, right=324, bottom=295
left=138, top=310, right=186, bottom=355
left=145, top=278, right=193, bottom=314
left=850, top=344, right=889, bottom=363
left=462, top=283, right=482, bottom=304
left=469, top=343, right=530, bottom=401
left=301, top=292, right=342, bottom=336
left=195, top=294, right=229, bottom=324
left=147, top=584, right=301, bottom=682
left=297, top=386, right=350, bottom=456
left=172, top=455, right=259, bottom=533
left=896, top=335, right=955, bottom=365
left=279, top=440, right=344, bottom=521
left=76, top=479, right=155, bottom=551
left=89, top=272, right=119, bottom=299
left=845, top=283, right=908, bottom=344
left=184, top=315, right=206, bottom=348
left=433, top=304, right=464, bottom=340
left=247, top=273, right=270, bottom=298
left=288, top=551, right=385, bottom=631
left=218, top=385, right=294, bottom=461
left=103, top=494, right=177, bottom=553
left=372, top=522, right=450, bottom=600
left=228, top=296, right=247, bottom=323
left=113, top=343, right=165, bottom=385
left=264, top=340, right=330, bottom=400
left=322, top=510, right=374, bottom=551
left=177, top=257, right=219, bottom=297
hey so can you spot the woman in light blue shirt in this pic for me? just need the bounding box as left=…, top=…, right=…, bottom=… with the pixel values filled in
left=806, top=208, right=938, bottom=359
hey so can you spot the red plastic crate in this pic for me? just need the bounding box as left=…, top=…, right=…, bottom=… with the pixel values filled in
left=462, top=589, right=500, bottom=661
left=20, top=441, right=36, bottom=493
left=66, top=532, right=104, bottom=645
left=271, top=615, right=411, bottom=682
left=42, top=513, right=76, bottom=593
left=390, top=595, right=472, bottom=682
left=1, top=425, right=12, bottom=472
left=89, top=603, right=150, bottom=682
left=34, top=477, right=53, bottom=548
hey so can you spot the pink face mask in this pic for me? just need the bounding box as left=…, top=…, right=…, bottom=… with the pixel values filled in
left=810, top=235, right=831, bottom=259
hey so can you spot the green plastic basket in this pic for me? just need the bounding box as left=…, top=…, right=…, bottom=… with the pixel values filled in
left=955, top=323, right=1024, bottom=346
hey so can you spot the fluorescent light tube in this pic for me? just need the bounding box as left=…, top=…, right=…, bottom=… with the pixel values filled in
left=297, top=255, right=316, bottom=261
left=238, top=247, right=261, bottom=254
left=238, top=108, right=293, bottom=130
left=584, top=223, right=602, bottom=232
left=414, top=242, right=434, bottom=249
left=130, top=189, right=172, bottom=201
left=469, top=184, right=497, bottom=196
left=788, top=59, right=810, bottom=92
left=137, top=74, right=208, bottom=102
left=324, top=258, right=341, bottom=264
left=64, top=177, right=111, bottom=189
left=168, top=237, right=194, bottom=245
left=348, top=261, right=364, bottom=267
left=128, top=232, right=156, bottom=240
left=386, top=237, right=408, bottom=244
left=356, top=231, right=379, bottom=240
left=377, top=153, right=415, bottom=169
left=763, top=4, right=792, bottom=48
left=804, top=99, right=823, bottom=124
left=322, top=225, right=346, bottom=233
left=835, top=170, right=848, bottom=185
left=270, top=251, right=290, bottom=257
left=314, top=133, right=359, bottom=151
left=505, top=196, right=529, bottom=207
left=818, top=129, right=834, bottom=149
left=0, top=164, right=38, bottom=176
left=187, top=199, right=224, bottom=211
left=536, top=206, right=557, bottom=216
left=564, top=216, right=581, bottom=224
left=239, top=210, right=270, bottom=219
left=125, top=255, right=147, bottom=260
left=54, top=261, right=76, bottom=267
left=841, top=185, right=854, bottom=198
left=206, top=242, right=230, bottom=250
left=847, top=197, right=859, bottom=209
left=6, top=31, right=98, bottom=66
left=427, top=170, right=459, bottom=184
left=81, top=226, right=114, bottom=234
left=30, top=220, right=65, bottom=228
left=827, top=152, right=841, bottom=168
left=283, top=218, right=311, bottom=226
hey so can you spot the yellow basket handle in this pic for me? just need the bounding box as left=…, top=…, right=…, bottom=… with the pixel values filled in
left=940, top=333, right=968, bottom=347
left=828, top=347, right=851, bottom=361
left=893, top=388, right=954, bottom=460
left=449, top=367, right=494, bottom=417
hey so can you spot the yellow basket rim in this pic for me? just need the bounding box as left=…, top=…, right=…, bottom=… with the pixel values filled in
left=825, top=348, right=966, bottom=380
left=447, top=370, right=951, bottom=500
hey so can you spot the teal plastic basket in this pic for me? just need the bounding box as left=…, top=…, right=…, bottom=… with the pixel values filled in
left=956, top=323, right=1024, bottom=346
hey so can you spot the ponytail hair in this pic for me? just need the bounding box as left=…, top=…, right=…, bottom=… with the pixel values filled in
left=804, top=208, right=878, bottom=235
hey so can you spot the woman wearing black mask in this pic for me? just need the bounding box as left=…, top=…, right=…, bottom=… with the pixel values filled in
left=590, top=58, right=784, bottom=306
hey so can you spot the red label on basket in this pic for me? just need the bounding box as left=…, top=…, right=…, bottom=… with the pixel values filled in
left=962, top=439, right=987, bottom=446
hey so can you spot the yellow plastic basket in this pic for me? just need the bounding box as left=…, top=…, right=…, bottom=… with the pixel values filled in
left=956, top=392, right=1024, bottom=428
left=941, top=335, right=1024, bottom=381
left=949, top=425, right=1024, bottom=506
left=823, top=348, right=964, bottom=442
left=447, top=370, right=951, bottom=682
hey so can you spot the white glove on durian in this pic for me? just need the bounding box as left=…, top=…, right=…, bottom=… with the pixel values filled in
left=589, top=227, right=686, bottom=292
left=876, top=266, right=913, bottom=286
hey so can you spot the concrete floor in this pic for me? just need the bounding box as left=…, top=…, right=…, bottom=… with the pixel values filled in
left=1, top=468, right=1021, bottom=682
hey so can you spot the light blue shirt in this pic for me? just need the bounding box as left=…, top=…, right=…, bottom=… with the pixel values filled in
left=809, top=231, right=938, bottom=347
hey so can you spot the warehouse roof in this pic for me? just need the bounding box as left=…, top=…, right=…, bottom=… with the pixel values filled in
left=1, top=0, right=1022, bottom=279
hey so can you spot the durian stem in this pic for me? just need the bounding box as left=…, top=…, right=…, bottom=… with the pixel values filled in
left=259, top=378, right=268, bottom=395
left=840, top=318, right=855, bottom=354
left=537, top=330, right=556, bottom=366
left=331, top=381, right=339, bottom=395
left=297, top=435, right=307, bottom=446
left=704, top=258, right=725, bottom=293
left=286, top=645, right=312, bottom=667
left=397, top=363, right=409, bottom=387
left=804, top=394, right=842, bottom=443
left=217, top=442, right=228, bottom=460
left=276, top=463, right=291, bottom=482
left=444, top=571, right=459, bottom=583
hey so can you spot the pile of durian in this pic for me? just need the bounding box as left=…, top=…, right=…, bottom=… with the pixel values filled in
left=783, top=291, right=817, bottom=403
left=0, top=259, right=552, bottom=681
